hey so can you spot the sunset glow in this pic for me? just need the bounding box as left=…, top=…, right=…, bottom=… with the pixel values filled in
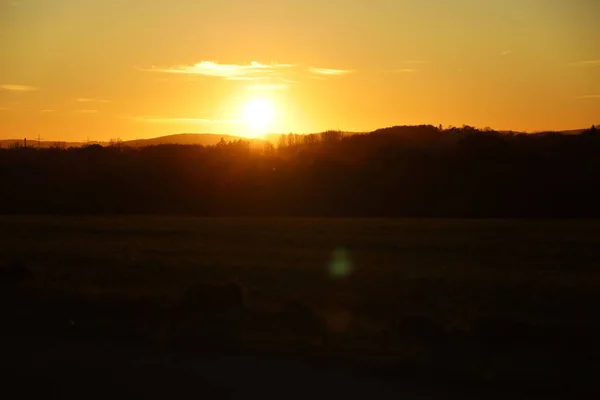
left=242, top=98, right=275, bottom=136
left=0, top=0, right=599, bottom=142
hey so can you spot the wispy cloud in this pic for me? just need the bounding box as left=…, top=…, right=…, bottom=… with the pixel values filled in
left=76, top=98, right=110, bottom=103
left=576, top=94, right=600, bottom=99
left=308, top=67, right=353, bottom=76
left=391, top=60, right=430, bottom=73
left=570, top=60, right=600, bottom=67
left=501, top=50, right=511, bottom=56
left=249, top=83, right=289, bottom=91
left=400, top=60, right=430, bottom=64
left=226, top=76, right=276, bottom=82
left=391, top=68, right=419, bottom=73
left=40, top=109, right=55, bottom=113
left=144, top=60, right=356, bottom=82
left=76, top=109, right=99, bottom=113
left=127, top=116, right=240, bottom=124
left=143, top=61, right=293, bottom=80
left=1, top=84, right=37, bottom=92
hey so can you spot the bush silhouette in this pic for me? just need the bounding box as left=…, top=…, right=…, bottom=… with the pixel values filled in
left=2, top=125, right=600, bottom=217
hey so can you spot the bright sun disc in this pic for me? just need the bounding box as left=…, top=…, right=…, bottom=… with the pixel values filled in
left=242, top=98, right=275, bottom=133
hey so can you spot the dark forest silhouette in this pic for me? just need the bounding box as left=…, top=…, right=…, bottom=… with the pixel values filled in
left=2, top=124, right=600, bottom=217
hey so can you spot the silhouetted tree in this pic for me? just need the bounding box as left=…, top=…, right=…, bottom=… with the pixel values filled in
left=108, top=138, right=123, bottom=149
left=2, top=125, right=600, bottom=217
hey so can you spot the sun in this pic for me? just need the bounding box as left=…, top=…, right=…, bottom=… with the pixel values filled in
left=242, top=98, right=275, bottom=135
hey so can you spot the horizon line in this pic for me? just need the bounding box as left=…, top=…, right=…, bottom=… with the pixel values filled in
left=1, top=123, right=598, bottom=143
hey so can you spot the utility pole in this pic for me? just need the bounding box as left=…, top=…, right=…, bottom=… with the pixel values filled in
left=37, top=133, right=43, bottom=148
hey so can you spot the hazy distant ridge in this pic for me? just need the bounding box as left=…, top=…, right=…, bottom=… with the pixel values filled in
left=1, top=125, right=597, bottom=149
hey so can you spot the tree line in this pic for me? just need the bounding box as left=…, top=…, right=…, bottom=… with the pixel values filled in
left=1, top=125, right=600, bottom=217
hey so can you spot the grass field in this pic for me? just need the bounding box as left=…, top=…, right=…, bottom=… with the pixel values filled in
left=1, top=216, right=599, bottom=398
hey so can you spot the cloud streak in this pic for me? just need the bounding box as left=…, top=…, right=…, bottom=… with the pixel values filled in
left=570, top=60, right=600, bottom=67
left=76, top=109, right=99, bottom=113
left=76, top=98, right=110, bottom=103
left=576, top=94, right=600, bottom=99
left=144, top=60, right=357, bottom=84
left=249, top=83, right=289, bottom=91
left=392, top=68, right=419, bottom=73
left=127, top=116, right=240, bottom=124
left=1, top=84, right=37, bottom=92
left=400, top=60, right=430, bottom=64
left=143, top=61, right=294, bottom=80
left=308, top=67, right=353, bottom=76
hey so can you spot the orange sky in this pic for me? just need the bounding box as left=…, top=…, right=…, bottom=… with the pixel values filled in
left=1, top=0, right=599, bottom=141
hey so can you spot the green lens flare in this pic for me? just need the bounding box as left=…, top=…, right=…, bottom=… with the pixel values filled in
left=329, top=247, right=352, bottom=278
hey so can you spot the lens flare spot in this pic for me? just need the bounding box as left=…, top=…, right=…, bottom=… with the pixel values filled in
left=329, top=247, right=352, bottom=278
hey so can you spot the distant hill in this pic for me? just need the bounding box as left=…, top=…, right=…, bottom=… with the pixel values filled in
left=498, top=126, right=598, bottom=136
left=0, top=134, right=261, bottom=149
left=531, top=128, right=589, bottom=136
left=0, top=139, right=98, bottom=149
left=1, top=126, right=597, bottom=149
left=122, top=133, right=262, bottom=147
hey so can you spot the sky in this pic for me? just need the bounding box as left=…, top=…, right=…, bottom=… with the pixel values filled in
left=1, top=0, right=599, bottom=141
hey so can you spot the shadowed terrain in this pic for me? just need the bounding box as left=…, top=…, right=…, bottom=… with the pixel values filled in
left=1, top=217, right=598, bottom=398
left=3, top=125, right=600, bottom=217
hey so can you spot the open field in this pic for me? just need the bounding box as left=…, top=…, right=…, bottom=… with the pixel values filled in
left=1, top=216, right=599, bottom=398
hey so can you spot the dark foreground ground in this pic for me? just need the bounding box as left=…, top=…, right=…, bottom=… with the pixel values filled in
left=1, top=216, right=599, bottom=398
